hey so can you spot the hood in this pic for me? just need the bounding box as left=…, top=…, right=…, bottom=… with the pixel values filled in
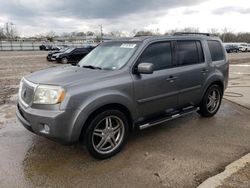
left=48, top=51, right=60, bottom=55
left=52, top=52, right=65, bottom=57
left=25, top=65, right=116, bottom=87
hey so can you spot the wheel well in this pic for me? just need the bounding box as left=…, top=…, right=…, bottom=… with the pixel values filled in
left=202, top=80, right=224, bottom=100
left=210, top=81, right=224, bottom=94
left=79, top=103, right=133, bottom=142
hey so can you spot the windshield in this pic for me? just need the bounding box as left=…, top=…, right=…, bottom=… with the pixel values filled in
left=60, top=47, right=69, bottom=52
left=64, top=48, right=74, bottom=53
left=78, top=42, right=140, bottom=70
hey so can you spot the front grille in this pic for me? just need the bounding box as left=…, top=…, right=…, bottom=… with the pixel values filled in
left=19, top=79, right=36, bottom=106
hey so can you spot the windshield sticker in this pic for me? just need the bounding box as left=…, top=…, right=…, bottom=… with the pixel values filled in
left=120, top=44, right=136, bottom=48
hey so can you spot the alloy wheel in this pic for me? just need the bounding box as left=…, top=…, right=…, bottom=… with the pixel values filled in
left=206, top=89, right=221, bottom=113
left=92, top=115, right=125, bottom=154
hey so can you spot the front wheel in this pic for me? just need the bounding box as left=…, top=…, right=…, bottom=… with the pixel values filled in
left=85, top=110, right=129, bottom=159
left=61, top=57, right=68, bottom=64
left=198, top=85, right=222, bottom=117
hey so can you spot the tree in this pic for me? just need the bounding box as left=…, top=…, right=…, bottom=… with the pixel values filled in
left=4, top=22, right=18, bottom=40
left=86, top=31, right=95, bottom=36
left=95, top=35, right=102, bottom=42
left=46, top=31, right=56, bottom=42
left=76, top=32, right=86, bottom=37
left=208, top=28, right=219, bottom=36
left=0, top=27, right=5, bottom=40
left=237, top=33, right=250, bottom=43
left=135, top=30, right=153, bottom=36
left=109, top=31, right=122, bottom=37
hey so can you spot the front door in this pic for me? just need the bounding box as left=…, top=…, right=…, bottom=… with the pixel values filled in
left=132, top=41, right=179, bottom=118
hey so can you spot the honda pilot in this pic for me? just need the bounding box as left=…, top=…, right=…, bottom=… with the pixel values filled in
left=17, top=33, right=229, bottom=159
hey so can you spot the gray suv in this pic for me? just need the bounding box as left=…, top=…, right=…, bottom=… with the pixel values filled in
left=17, top=33, right=229, bottom=159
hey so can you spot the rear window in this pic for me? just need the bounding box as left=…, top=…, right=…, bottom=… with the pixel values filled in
left=176, top=40, right=204, bottom=66
left=207, top=40, right=224, bottom=61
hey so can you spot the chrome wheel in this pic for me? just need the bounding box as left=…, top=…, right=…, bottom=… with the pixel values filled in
left=206, top=89, right=221, bottom=113
left=92, top=116, right=125, bottom=154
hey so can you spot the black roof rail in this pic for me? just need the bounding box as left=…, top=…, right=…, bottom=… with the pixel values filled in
left=173, top=32, right=212, bottom=36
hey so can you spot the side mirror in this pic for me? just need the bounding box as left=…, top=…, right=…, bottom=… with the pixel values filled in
left=137, top=63, right=154, bottom=74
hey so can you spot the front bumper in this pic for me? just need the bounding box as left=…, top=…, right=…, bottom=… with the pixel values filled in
left=16, top=101, right=81, bottom=144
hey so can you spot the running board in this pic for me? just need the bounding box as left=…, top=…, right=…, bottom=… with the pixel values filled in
left=139, top=107, right=199, bottom=130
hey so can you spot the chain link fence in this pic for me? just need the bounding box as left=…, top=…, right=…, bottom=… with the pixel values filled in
left=0, top=40, right=97, bottom=51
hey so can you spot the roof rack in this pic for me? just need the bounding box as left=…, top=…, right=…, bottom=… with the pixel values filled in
left=173, top=32, right=212, bottom=36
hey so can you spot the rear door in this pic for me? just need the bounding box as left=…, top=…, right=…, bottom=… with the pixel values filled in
left=174, top=40, right=209, bottom=107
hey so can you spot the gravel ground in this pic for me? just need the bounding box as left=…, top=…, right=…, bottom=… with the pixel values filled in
left=0, top=51, right=59, bottom=104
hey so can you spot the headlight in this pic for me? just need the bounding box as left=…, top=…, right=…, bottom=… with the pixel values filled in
left=33, top=85, right=65, bottom=104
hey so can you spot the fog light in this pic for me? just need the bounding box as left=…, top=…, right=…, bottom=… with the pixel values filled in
left=43, top=124, right=50, bottom=134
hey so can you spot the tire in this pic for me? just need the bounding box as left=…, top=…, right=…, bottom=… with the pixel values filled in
left=61, top=57, right=68, bottom=64
left=85, top=110, right=129, bottom=159
left=198, top=85, right=222, bottom=117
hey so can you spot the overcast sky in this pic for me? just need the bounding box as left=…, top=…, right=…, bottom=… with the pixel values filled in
left=0, top=0, right=249, bottom=37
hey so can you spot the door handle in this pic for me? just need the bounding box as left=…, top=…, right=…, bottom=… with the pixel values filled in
left=201, top=69, right=209, bottom=74
left=166, top=76, right=178, bottom=82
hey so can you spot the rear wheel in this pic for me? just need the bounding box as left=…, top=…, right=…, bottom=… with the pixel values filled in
left=199, top=85, right=222, bottom=117
left=85, top=110, right=128, bottom=159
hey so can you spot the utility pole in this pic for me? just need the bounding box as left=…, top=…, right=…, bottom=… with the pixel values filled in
left=100, top=24, right=103, bottom=42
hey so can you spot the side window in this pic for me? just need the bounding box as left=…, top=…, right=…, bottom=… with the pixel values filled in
left=79, top=49, right=87, bottom=53
left=207, top=40, right=224, bottom=61
left=176, top=40, right=204, bottom=66
left=72, top=49, right=79, bottom=53
left=138, top=42, right=172, bottom=71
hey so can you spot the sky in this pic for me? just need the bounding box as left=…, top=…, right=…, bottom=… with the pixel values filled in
left=0, top=0, right=249, bottom=37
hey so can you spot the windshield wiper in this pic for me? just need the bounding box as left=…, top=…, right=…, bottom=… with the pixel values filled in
left=82, top=65, right=102, bottom=70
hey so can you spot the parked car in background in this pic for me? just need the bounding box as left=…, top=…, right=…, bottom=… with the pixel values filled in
left=39, top=44, right=61, bottom=51
left=47, top=47, right=69, bottom=61
left=224, top=44, right=239, bottom=53
left=247, top=44, right=250, bottom=52
left=51, top=46, right=61, bottom=51
left=53, top=46, right=95, bottom=64
left=39, top=44, right=51, bottom=50
left=238, top=43, right=248, bottom=52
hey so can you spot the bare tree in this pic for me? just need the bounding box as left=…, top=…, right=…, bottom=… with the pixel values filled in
left=0, top=27, right=5, bottom=40
left=46, top=31, right=56, bottom=42
left=135, top=30, right=154, bottom=36
left=86, top=31, right=95, bottom=36
left=4, top=22, right=18, bottom=40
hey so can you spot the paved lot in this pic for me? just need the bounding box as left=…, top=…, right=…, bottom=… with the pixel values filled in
left=0, top=51, right=250, bottom=188
left=224, top=58, right=250, bottom=109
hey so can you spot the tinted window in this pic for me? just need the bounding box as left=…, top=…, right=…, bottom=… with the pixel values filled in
left=80, top=48, right=88, bottom=53
left=176, top=41, right=204, bottom=65
left=138, top=42, right=172, bottom=70
left=207, top=40, right=224, bottom=61
left=74, top=48, right=87, bottom=53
